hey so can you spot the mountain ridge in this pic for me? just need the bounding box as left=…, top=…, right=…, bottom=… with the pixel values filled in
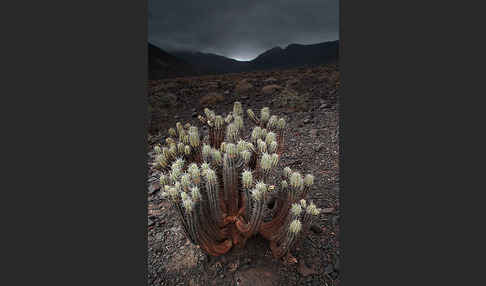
left=149, top=40, right=339, bottom=79
left=148, top=43, right=195, bottom=80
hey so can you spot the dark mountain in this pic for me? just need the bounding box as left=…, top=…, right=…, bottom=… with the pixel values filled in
left=171, top=51, right=251, bottom=75
left=148, top=43, right=195, bottom=80
left=249, top=46, right=284, bottom=67
left=251, top=41, right=339, bottom=70
left=148, top=40, right=339, bottom=79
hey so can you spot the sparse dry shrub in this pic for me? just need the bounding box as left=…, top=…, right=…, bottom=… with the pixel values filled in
left=157, top=92, right=178, bottom=108
left=274, top=88, right=308, bottom=112
left=235, top=79, right=253, bottom=95
left=199, top=92, right=224, bottom=106
left=261, top=84, right=282, bottom=95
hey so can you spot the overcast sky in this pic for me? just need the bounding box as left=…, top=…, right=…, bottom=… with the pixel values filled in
left=148, top=0, right=339, bottom=61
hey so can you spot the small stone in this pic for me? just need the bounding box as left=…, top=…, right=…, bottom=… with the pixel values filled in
left=148, top=218, right=154, bottom=226
left=287, top=78, right=300, bottom=87
left=332, top=215, right=340, bottom=225
left=303, top=118, right=311, bottom=124
left=324, top=264, right=334, bottom=274
left=148, top=183, right=160, bottom=195
left=199, top=92, right=224, bottom=106
left=219, top=274, right=224, bottom=278
left=235, top=79, right=253, bottom=95
left=321, top=207, right=335, bottom=214
left=334, top=256, right=340, bottom=271
left=297, top=260, right=317, bottom=277
left=310, top=224, right=323, bottom=234
left=220, top=256, right=227, bottom=263
left=314, top=145, right=323, bottom=152
left=264, top=77, right=277, bottom=83
left=261, top=84, right=281, bottom=95
left=330, top=271, right=339, bottom=279
left=228, top=262, right=238, bottom=272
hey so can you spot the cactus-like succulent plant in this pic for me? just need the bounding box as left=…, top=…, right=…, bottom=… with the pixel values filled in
left=156, top=102, right=318, bottom=259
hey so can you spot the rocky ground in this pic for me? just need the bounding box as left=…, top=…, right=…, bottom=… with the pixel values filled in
left=147, top=64, right=340, bottom=286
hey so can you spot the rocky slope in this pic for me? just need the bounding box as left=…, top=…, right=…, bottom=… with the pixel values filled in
left=152, top=40, right=339, bottom=79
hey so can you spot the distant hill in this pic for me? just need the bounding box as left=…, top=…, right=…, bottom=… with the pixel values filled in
left=250, top=41, right=339, bottom=70
left=148, top=40, right=339, bottom=79
left=148, top=43, right=194, bottom=80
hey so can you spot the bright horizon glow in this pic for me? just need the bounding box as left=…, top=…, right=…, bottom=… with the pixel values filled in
left=229, top=56, right=254, bottom=62
left=226, top=50, right=262, bottom=62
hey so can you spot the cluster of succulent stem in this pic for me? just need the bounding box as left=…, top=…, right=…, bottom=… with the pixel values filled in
left=155, top=102, right=320, bottom=258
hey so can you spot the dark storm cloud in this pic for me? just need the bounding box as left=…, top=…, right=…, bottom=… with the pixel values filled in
left=148, top=0, right=339, bottom=61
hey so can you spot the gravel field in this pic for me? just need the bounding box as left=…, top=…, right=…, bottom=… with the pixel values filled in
left=147, top=64, right=340, bottom=286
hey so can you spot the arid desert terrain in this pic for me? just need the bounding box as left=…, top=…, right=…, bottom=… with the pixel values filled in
left=147, top=63, right=340, bottom=286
